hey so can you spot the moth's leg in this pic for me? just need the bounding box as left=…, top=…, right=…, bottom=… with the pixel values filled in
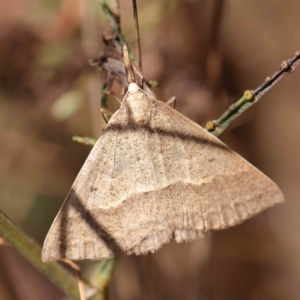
left=166, top=96, right=176, bottom=109
left=101, top=108, right=113, bottom=124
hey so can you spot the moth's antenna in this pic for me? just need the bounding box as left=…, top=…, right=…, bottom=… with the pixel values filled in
left=123, top=44, right=136, bottom=83
left=132, top=0, right=142, bottom=69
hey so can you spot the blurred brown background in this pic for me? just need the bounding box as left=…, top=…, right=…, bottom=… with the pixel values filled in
left=1, top=0, right=300, bottom=299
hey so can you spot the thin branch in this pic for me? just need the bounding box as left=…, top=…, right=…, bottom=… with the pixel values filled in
left=62, top=259, right=87, bottom=300
left=72, top=135, right=97, bottom=146
left=98, top=0, right=136, bottom=61
left=98, top=0, right=123, bottom=43
left=206, top=50, right=300, bottom=136
left=111, top=0, right=120, bottom=20
left=132, top=0, right=142, bottom=69
left=209, top=0, right=224, bottom=50
left=253, top=51, right=300, bottom=99
left=0, top=208, right=82, bottom=300
left=205, top=0, right=225, bottom=89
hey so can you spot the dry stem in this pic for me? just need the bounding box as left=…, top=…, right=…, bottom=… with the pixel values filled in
left=132, top=0, right=142, bottom=69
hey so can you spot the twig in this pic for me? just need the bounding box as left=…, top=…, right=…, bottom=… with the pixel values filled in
left=72, top=135, right=97, bottom=146
left=98, top=0, right=124, bottom=44
left=132, top=0, right=142, bottom=69
left=0, top=208, right=81, bottom=300
left=111, top=0, right=120, bottom=20
left=209, top=0, right=224, bottom=50
left=62, top=259, right=87, bottom=300
left=98, top=0, right=136, bottom=61
left=205, top=0, right=224, bottom=89
left=206, top=50, right=300, bottom=136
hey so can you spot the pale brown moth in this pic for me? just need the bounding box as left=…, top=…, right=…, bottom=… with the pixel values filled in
left=42, top=45, right=284, bottom=262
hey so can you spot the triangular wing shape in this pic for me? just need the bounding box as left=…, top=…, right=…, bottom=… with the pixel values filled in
left=145, top=96, right=284, bottom=241
left=42, top=88, right=284, bottom=262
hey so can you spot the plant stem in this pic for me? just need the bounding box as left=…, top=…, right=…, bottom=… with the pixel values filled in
left=98, top=0, right=136, bottom=61
left=206, top=50, right=300, bottom=137
left=0, top=208, right=101, bottom=300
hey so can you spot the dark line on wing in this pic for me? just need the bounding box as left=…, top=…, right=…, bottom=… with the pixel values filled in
left=103, top=101, right=229, bottom=152
left=58, top=190, right=123, bottom=258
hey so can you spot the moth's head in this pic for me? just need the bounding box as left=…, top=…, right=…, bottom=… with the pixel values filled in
left=127, top=82, right=140, bottom=94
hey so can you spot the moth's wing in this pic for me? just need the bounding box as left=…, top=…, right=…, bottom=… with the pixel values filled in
left=42, top=102, right=158, bottom=261
left=141, top=99, right=284, bottom=246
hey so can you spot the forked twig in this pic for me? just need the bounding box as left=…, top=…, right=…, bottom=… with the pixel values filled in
left=206, top=51, right=300, bottom=136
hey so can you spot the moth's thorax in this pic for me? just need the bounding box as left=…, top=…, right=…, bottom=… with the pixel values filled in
left=126, top=89, right=152, bottom=125
left=128, top=82, right=139, bottom=93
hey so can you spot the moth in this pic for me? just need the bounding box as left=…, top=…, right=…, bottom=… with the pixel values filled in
left=42, top=47, right=284, bottom=262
